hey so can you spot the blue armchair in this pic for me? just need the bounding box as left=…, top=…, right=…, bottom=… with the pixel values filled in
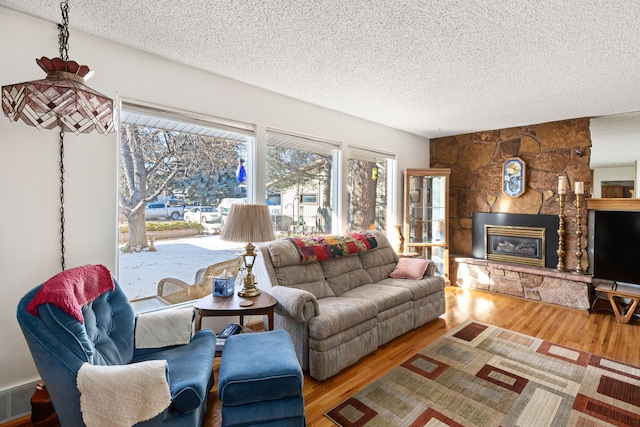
left=16, top=264, right=216, bottom=426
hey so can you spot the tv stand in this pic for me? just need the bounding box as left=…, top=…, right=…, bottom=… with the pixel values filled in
left=594, top=282, right=640, bottom=324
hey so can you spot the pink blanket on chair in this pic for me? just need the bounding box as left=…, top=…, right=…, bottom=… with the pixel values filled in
left=26, top=264, right=115, bottom=323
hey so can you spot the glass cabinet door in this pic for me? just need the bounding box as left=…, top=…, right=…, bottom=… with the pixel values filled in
left=403, top=169, right=450, bottom=283
left=407, top=174, right=446, bottom=244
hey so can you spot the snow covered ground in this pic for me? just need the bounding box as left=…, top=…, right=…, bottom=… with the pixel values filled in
left=118, top=234, right=246, bottom=300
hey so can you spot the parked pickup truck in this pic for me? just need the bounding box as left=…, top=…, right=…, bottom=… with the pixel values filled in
left=145, top=202, right=184, bottom=220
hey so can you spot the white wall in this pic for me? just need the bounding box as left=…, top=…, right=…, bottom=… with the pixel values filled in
left=590, top=112, right=640, bottom=169
left=0, top=7, right=430, bottom=391
left=592, top=166, right=635, bottom=198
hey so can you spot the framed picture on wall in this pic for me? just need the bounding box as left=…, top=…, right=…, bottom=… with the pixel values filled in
left=503, top=157, right=526, bottom=198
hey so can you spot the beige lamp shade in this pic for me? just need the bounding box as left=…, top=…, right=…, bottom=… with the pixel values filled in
left=220, top=204, right=275, bottom=243
left=220, top=204, right=275, bottom=297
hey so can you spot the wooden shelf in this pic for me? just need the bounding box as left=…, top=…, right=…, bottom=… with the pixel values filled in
left=587, top=198, right=640, bottom=211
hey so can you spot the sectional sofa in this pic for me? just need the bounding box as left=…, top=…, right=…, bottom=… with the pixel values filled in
left=258, top=230, right=446, bottom=380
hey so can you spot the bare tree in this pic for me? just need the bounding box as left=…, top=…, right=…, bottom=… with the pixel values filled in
left=317, top=159, right=333, bottom=232
left=349, top=160, right=378, bottom=230
left=177, top=134, right=245, bottom=205
left=119, top=125, right=183, bottom=249
left=266, top=146, right=328, bottom=189
left=119, top=123, right=243, bottom=249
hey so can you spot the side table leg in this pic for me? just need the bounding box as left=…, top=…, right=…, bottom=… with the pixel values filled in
left=195, top=311, right=202, bottom=331
left=267, top=310, right=274, bottom=331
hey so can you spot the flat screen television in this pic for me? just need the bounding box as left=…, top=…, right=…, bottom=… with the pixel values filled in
left=593, top=210, right=640, bottom=286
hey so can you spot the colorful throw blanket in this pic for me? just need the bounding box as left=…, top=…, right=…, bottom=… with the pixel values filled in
left=26, top=264, right=115, bottom=323
left=289, top=231, right=378, bottom=263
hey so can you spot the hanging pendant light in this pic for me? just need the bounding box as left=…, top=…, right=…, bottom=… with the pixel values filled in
left=1, top=56, right=115, bottom=134
left=1, top=2, right=116, bottom=134
left=1, top=1, right=116, bottom=270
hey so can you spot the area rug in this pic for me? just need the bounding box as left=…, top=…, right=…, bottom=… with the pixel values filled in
left=326, top=320, right=640, bottom=426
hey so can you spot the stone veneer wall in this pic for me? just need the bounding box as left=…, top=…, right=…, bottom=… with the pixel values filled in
left=431, top=118, right=592, bottom=274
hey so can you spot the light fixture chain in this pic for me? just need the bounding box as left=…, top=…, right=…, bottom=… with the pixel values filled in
left=59, top=128, right=66, bottom=271
left=58, top=1, right=70, bottom=61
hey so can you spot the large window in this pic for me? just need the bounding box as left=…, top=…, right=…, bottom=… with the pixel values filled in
left=266, top=130, right=340, bottom=236
left=116, top=104, right=398, bottom=311
left=347, top=146, right=395, bottom=232
left=117, top=102, right=254, bottom=309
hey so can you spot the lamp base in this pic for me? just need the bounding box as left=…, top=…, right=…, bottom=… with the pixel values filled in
left=238, top=242, right=261, bottom=297
left=238, top=287, right=261, bottom=297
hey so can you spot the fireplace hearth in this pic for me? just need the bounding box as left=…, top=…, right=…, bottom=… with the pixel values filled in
left=458, top=213, right=586, bottom=309
left=473, top=213, right=559, bottom=269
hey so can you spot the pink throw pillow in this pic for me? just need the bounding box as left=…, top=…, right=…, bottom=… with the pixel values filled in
left=389, top=258, right=429, bottom=280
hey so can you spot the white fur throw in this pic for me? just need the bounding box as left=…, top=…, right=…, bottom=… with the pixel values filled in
left=135, top=307, right=194, bottom=349
left=77, top=360, right=171, bottom=427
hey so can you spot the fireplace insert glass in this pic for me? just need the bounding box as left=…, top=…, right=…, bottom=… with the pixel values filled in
left=485, top=225, right=545, bottom=266
left=472, top=213, right=559, bottom=269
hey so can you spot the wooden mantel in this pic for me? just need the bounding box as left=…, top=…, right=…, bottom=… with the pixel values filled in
left=586, top=198, right=640, bottom=211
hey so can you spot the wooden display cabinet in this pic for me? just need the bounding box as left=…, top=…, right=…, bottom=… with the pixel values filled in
left=403, top=168, right=450, bottom=283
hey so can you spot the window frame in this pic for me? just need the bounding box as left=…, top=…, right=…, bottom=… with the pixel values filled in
left=117, top=100, right=255, bottom=310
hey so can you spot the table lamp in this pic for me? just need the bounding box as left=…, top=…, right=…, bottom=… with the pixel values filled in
left=220, top=204, right=275, bottom=297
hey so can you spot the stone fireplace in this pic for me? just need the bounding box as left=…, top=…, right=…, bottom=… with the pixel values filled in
left=455, top=212, right=590, bottom=310
left=429, top=118, right=593, bottom=310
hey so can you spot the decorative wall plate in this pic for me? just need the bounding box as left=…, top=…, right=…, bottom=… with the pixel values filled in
left=503, top=157, right=526, bottom=197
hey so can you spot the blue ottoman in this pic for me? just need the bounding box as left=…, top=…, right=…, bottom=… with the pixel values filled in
left=218, top=329, right=306, bottom=427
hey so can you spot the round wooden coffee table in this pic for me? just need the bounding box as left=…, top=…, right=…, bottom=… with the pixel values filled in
left=193, top=290, right=277, bottom=331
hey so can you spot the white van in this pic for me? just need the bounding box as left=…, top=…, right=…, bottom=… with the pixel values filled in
left=217, top=198, right=247, bottom=225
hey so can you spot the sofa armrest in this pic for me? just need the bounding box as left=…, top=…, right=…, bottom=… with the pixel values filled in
left=270, top=286, right=319, bottom=322
left=425, top=259, right=440, bottom=276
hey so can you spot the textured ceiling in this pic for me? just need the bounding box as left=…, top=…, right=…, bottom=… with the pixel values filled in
left=2, top=0, right=640, bottom=144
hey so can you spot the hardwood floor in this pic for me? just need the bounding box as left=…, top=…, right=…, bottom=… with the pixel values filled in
left=6, top=286, right=639, bottom=427
left=291, top=286, right=640, bottom=426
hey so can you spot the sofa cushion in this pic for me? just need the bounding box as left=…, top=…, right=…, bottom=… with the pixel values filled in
left=360, top=246, right=399, bottom=283
left=273, top=262, right=334, bottom=298
left=321, top=253, right=364, bottom=278
left=389, top=258, right=430, bottom=280
left=326, top=269, right=372, bottom=296
left=290, top=279, right=334, bottom=299
left=367, top=230, right=392, bottom=248
left=378, top=276, right=445, bottom=300
left=340, top=283, right=413, bottom=313
left=322, top=256, right=372, bottom=296
left=266, top=239, right=307, bottom=268
left=309, top=298, right=377, bottom=340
